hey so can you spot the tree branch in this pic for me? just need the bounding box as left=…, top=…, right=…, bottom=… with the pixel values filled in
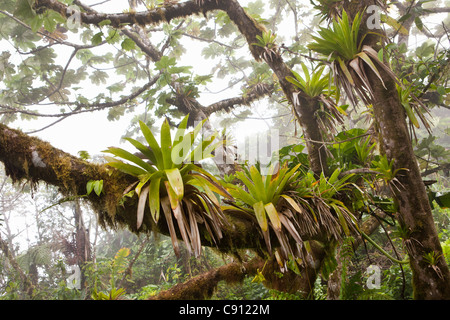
left=203, top=84, right=275, bottom=116
left=34, top=0, right=222, bottom=28
left=0, top=123, right=322, bottom=257
left=0, top=74, right=161, bottom=118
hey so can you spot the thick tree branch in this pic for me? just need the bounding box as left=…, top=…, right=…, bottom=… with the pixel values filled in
left=150, top=257, right=264, bottom=300
left=0, top=123, right=324, bottom=257
left=34, top=0, right=221, bottom=28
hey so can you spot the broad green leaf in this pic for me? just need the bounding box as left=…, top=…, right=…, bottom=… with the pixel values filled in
left=93, top=180, right=103, bottom=196
left=86, top=180, right=94, bottom=195
left=280, top=195, right=302, bottom=213
left=338, top=57, right=354, bottom=86
left=139, top=121, right=163, bottom=168
left=91, top=32, right=103, bottom=45
left=232, top=189, right=257, bottom=207
left=123, top=137, right=157, bottom=165
left=173, top=115, right=189, bottom=148
left=402, top=102, right=420, bottom=128
left=189, top=134, right=217, bottom=163
left=98, top=19, right=112, bottom=27
left=164, top=181, right=179, bottom=210
left=165, top=168, right=184, bottom=200
left=104, top=156, right=148, bottom=176
left=301, top=62, right=310, bottom=83
left=121, top=38, right=135, bottom=51
left=135, top=173, right=153, bottom=196
left=265, top=202, right=281, bottom=231
left=381, top=14, right=409, bottom=35
left=104, top=147, right=155, bottom=173
left=253, top=201, right=268, bottom=232
left=328, top=168, right=341, bottom=185
left=249, top=166, right=266, bottom=203
left=236, top=171, right=260, bottom=202
left=148, top=176, right=162, bottom=222
left=160, top=119, right=173, bottom=169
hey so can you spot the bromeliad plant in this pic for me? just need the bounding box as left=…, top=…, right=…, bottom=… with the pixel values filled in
left=252, top=30, right=279, bottom=62
left=307, top=10, right=399, bottom=106
left=286, top=62, right=347, bottom=131
left=223, top=163, right=304, bottom=263
left=222, top=163, right=359, bottom=267
left=294, top=169, right=359, bottom=240
left=396, top=82, right=431, bottom=132
left=104, top=115, right=232, bottom=258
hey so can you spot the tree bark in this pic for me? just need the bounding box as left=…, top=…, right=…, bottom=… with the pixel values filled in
left=346, top=1, right=450, bottom=299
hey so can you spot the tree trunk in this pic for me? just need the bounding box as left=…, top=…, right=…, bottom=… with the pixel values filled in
left=369, top=71, right=450, bottom=299
left=349, top=1, right=450, bottom=299
left=73, top=201, right=91, bottom=289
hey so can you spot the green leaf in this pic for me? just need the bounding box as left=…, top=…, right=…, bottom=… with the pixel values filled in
left=123, top=137, right=157, bottom=165
left=437, top=85, right=446, bottom=96
left=435, top=192, right=450, bottom=209
left=98, top=19, right=112, bottom=27
left=165, top=168, right=184, bottom=200
left=402, top=102, right=420, bottom=128
left=173, top=115, right=189, bottom=147
left=236, top=171, right=260, bottom=202
left=104, top=147, right=155, bottom=173
left=93, top=180, right=103, bottom=196
left=104, top=156, right=148, bottom=176
left=91, top=32, right=103, bottom=45
left=265, top=202, right=281, bottom=232
left=139, top=121, right=163, bottom=169
left=135, top=173, right=153, bottom=196
left=253, top=201, right=268, bottom=232
left=280, top=194, right=302, bottom=213
left=164, top=181, right=179, bottom=210
left=249, top=166, right=266, bottom=203
left=155, top=56, right=176, bottom=71
left=414, top=16, right=424, bottom=31
left=160, top=119, right=173, bottom=169
left=86, top=180, right=95, bottom=195
left=149, top=176, right=162, bottom=222
left=29, top=15, right=44, bottom=33
left=14, top=0, right=35, bottom=20
left=338, top=57, right=354, bottom=86
left=121, top=38, right=136, bottom=51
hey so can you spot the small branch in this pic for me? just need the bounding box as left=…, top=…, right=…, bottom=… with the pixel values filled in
left=0, top=73, right=161, bottom=118
left=421, top=163, right=450, bottom=177
left=203, top=83, right=275, bottom=116
left=0, top=236, right=36, bottom=297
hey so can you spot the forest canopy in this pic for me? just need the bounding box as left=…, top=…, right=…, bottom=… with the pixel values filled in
left=0, top=0, right=449, bottom=301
